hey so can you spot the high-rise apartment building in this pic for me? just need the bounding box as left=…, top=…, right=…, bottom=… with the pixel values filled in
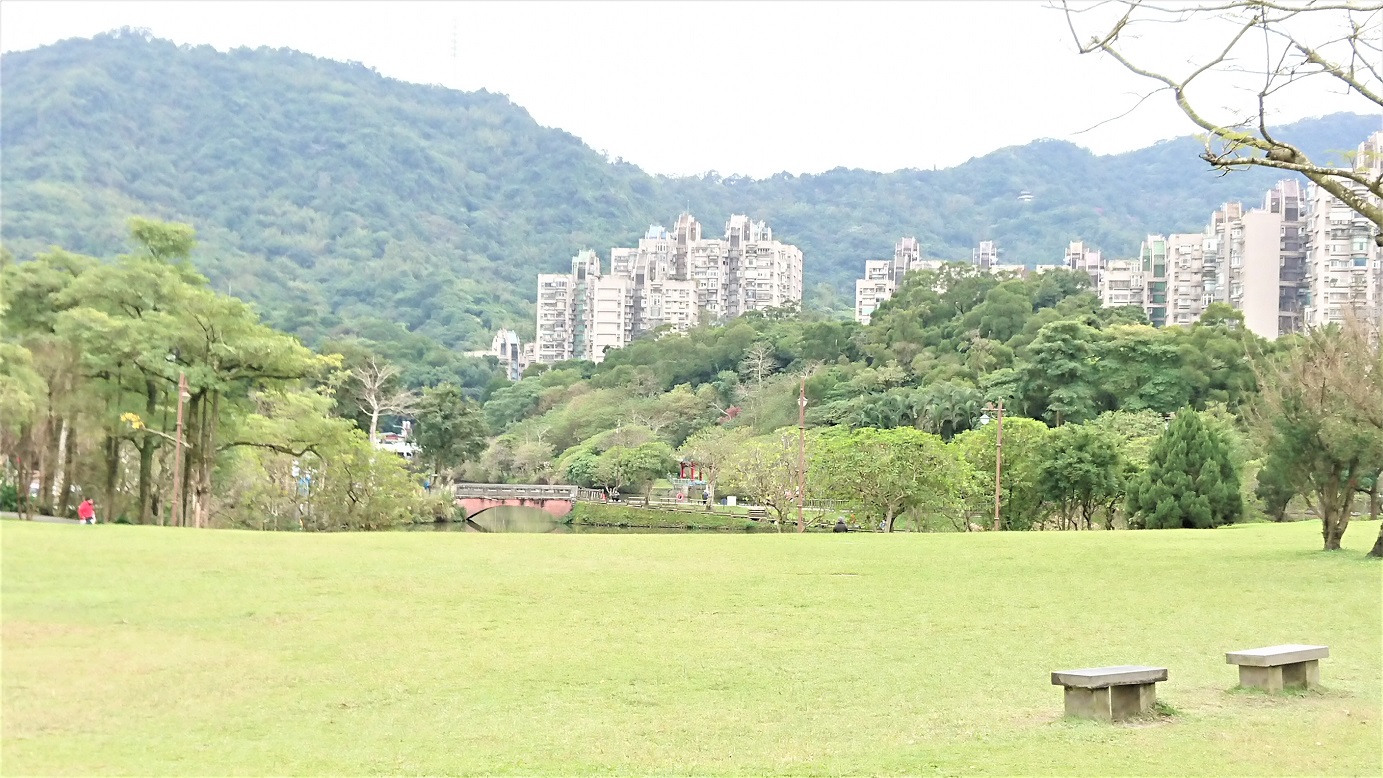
left=490, top=329, right=525, bottom=381
left=1064, top=241, right=1102, bottom=288
left=535, top=250, right=601, bottom=364
left=1165, top=233, right=1208, bottom=327
left=464, top=329, right=529, bottom=381
left=1202, top=181, right=1308, bottom=340
left=853, top=237, right=930, bottom=324
left=973, top=240, right=998, bottom=270
left=1137, top=235, right=1169, bottom=327
left=855, top=260, right=896, bottom=325
left=1098, top=258, right=1145, bottom=309
left=535, top=214, right=803, bottom=363
left=1304, top=132, right=1383, bottom=332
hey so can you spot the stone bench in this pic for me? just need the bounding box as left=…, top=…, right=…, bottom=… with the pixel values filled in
left=1226, top=644, right=1328, bottom=692
left=1051, top=665, right=1168, bottom=721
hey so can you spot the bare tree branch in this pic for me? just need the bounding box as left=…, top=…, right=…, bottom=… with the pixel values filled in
left=1061, top=0, right=1383, bottom=232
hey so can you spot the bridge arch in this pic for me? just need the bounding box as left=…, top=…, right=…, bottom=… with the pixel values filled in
left=453, top=483, right=579, bottom=520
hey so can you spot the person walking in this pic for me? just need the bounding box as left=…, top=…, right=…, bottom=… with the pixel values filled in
left=77, top=498, right=96, bottom=525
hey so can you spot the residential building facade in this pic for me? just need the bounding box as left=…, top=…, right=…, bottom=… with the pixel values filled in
left=1064, top=241, right=1102, bottom=288
left=1303, top=132, right=1383, bottom=332
left=535, top=213, right=803, bottom=363
left=854, top=237, right=929, bottom=324
left=973, top=240, right=998, bottom=270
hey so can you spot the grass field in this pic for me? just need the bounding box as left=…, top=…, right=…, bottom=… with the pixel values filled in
left=2, top=519, right=1379, bottom=776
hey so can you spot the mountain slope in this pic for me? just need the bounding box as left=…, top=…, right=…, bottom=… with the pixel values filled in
left=2, top=30, right=1377, bottom=350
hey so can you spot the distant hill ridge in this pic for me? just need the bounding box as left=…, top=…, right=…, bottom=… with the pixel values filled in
left=2, top=29, right=1377, bottom=350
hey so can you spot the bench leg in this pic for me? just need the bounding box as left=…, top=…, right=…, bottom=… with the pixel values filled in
left=1110, top=682, right=1157, bottom=720
left=1280, top=659, right=1319, bottom=690
left=1238, top=664, right=1284, bottom=692
left=1064, top=686, right=1111, bottom=720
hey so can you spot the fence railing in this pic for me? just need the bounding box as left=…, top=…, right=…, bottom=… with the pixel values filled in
left=453, top=483, right=579, bottom=500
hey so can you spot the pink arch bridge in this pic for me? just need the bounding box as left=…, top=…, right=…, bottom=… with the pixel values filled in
left=453, top=483, right=590, bottom=520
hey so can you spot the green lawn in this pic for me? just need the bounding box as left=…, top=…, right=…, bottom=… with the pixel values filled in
left=2, top=520, right=1379, bottom=776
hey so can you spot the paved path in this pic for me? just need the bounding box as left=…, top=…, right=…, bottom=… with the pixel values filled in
left=1, top=511, right=80, bottom=524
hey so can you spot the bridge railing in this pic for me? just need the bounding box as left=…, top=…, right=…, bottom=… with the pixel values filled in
left=453, top=483, right=579, bottom=500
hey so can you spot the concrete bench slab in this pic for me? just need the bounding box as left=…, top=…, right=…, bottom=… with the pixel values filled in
left=1051, top=665, right=1168, bottom=721
left=1051, top=665, right=1169, bottom=688
left=1226, top=644, right=1328, bottom=692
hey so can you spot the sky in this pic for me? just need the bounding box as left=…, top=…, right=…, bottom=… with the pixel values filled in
left=1, top=0, right=1373, bottom=178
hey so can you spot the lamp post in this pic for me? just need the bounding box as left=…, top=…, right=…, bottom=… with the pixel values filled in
left=171, top=371, right=190, bottom=528
left=979, top=400, right=1005, bottom=532
left=797, top=375, right=807, bottom=533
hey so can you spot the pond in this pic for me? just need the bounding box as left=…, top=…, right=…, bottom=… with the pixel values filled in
left=401, top=506, right=772, bottom=534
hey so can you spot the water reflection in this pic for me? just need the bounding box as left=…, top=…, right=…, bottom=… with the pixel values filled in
left=404, top=506, right=763, bottom=534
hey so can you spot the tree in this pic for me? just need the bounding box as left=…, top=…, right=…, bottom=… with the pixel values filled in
left=351, top=357, right=419, bottom=444
left=950, top=417, right=1052, bottom=531
left=593, top=441, right=676, bottom=500
left=720, top=429, right=807, bottom=530
left=1063, top=0, right=1383, bottom=233
left=0, top=343, right=47, bottom=519
left=1022, top=319, right=1103, bottom=424
left=1128, top=408, right=1243, bottom=529
left=1253, top=318, right=1383, bottom=551
left=217, top=391, right=426, bottom=531
left=413, top=383, right=487, bottom=481
left=1254, top=450, right=1298, bottom=522
left=738, top=341, right=779, bottom=388
left=815, top=427, right=971, bottom=532
left=1035, top=423, right=1125, bottom=530
left=678, top=426, right=751, bottom=507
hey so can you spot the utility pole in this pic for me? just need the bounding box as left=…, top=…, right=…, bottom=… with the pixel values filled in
left=171, top=371, right=189, bottom=528
left=797, top=374, right=807, bottom=533
left=982, top=400, right=1005, bottom=532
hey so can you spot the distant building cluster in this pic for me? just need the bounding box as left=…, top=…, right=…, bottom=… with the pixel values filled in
left=534, top=213, right=804, bottom=364
left=852, top=132, right=1383, bottom=340
left=485, top=132, right=1381, bottom=369
left=853, top=237, right=1063, bottom=324
left=855, top=238, right=939, bottom=324
left=1090, top=131, right=1383, bottom=339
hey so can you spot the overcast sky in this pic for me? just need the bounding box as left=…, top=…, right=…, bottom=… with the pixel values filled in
left=1, top=1, right=1372, bottom=178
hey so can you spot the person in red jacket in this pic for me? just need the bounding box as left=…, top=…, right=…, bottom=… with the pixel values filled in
left=77, top=499, right=96, bottom=525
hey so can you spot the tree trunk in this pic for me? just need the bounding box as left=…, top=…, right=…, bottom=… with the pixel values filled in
left=55, top=421, right=75, bottom=517
left=884, top=508, right=896, bottom=533
left=191, top=391, right=220, bottom=529
left=36, top=417, right=55, bottom=515
left=137, top=379, right=159, bottom=524
left=1369, top=522, right=1383, bottom=558
left=1319, top=474, right=1356, bottom=551
left=103, top=434, right=120, bottom=524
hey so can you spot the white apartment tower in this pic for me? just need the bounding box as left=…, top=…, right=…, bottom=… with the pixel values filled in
left=855, top=237, right=927, bottom=324
left=491, top=329, right=525, bottom=381
left=1064, top=241, right=1103, bottom=288
left=1165, top=233, right=1208, bottom=327
left=535, top=213, right=803, bottom=364
left=1098, top=258, right=1144, bottom=309
left=973, top=240, right=998, bottom=270
left=855, top=260, right=895, bottom=325
left=1205, top=182, right=1308, bottom=340
left=535, top=250, right=602, bottom=364
left=1304, top=132, right=1383, bottom=331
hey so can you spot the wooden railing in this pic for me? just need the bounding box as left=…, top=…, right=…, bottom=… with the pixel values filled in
left=452, top=483, right=579, bottom=500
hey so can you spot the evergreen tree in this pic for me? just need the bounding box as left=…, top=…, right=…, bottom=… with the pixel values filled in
left=1127, top=408, right=1242, bottom=529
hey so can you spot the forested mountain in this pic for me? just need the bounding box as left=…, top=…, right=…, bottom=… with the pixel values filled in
left=2, top=29, right=1377, bottom=355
